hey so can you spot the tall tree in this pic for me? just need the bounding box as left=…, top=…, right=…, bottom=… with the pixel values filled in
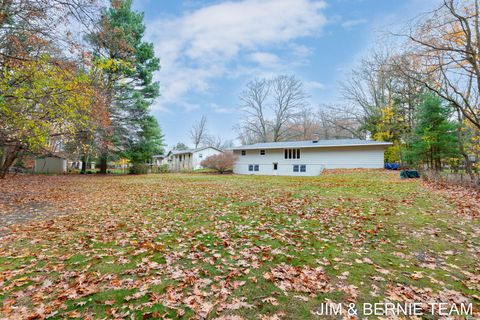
left=238, top=75, right=307, bottom=143
left=401, top=0, right=480, bottom=131
left=190, top=115, right=208, bottom=149
left=0, top=56, right=100, bottom=178
left=406, top=93, right=459, bottom=171
left=270, top=75, right=307, bottom=141
left=239, top=78, right=270, bottom=143
left=87, top=0, right=160, bottom=173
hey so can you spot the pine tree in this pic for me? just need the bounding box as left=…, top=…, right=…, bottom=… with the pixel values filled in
left=406, top=92, right=459, bottom=171
left=87, top=0, right=160, bottom=173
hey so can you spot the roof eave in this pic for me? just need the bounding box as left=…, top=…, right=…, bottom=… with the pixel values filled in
left=231, top=143, right=393, bottom=150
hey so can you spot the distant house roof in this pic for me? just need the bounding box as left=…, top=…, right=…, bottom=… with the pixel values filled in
left=231, top=139, right=392, bottom=150
left=166, top=146, right=223, bottom=156
left=36, top=153, right=67, bottom=159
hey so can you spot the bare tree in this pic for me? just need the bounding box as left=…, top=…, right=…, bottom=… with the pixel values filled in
left=203, top=135, right=233, bottom=150
left=237, top=75, right=308, bottom=143
left=341, top=50, right=396, bottom=133
left=270, top=75, right=308, bottom=141
left=239, top=78, right=270, bottom=143
left=399, top=0, right=480, bottom=130
left=317, top=105, right=364, bottom=139
left=290, top=107, right=319, bottom=140
left=189, top=115, right=208, bottom=149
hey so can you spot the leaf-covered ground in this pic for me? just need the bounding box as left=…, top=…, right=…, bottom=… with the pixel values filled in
left=0, top=171, right=479, bottom=319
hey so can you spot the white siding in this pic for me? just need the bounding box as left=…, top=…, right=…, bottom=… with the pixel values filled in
left=233, top=146, right=386, bottom=176
left=34, top=157, right=67, bottom=174
left=192, top=147, right=223, bottom=170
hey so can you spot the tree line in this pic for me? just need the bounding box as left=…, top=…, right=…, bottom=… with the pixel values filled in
left=0, top=0, right=164, bottom=178
left=235, top=0, right=480, bottom=177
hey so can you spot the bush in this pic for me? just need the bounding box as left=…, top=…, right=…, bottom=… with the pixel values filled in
left=200, top=152, right=237, bottom=173
left=152, top=164, right=169, bottom=173
left=129, top=163, right=149, bottom=174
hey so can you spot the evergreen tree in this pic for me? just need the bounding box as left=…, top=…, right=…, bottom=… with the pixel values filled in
left=87, top=0, right=160, bottom=173
left=406, top=92, right=459, bottom=171
left=126, top=115, right=165, bottom=164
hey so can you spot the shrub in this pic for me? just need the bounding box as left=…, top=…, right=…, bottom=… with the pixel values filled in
left=152, top=164, right=169, bottom=173
left=200, top=152, right=237, bottom=173
left=129, top=163, right=149, bottom=174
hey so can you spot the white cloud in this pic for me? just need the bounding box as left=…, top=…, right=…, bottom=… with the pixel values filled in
left=341, top=18, right=367, bottom=28
left=210, top=103, right=231, bottom=114
left=248, top=52, right=281, bottom=68
left=304, top=80, right=325, bottom=90
left=146, top=0, right=327, bottom=112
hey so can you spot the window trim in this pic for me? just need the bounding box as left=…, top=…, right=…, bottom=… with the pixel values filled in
left=284, top=149, right=301, bottom=159
left=260, top=149, right=265, bottom=155
left=273, top=163, right=278, bottom=170
left=293, top=164, right=299, bottom=172
left=300, top=164, right=306, bottom=172
left=254, top=164, right=259, bottom=172
left=241, top=150, right=246, bottom=156
left=248, top=164, right=253, bottom=171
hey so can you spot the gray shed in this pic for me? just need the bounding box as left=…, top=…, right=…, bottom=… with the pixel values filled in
left=34, top=156, right=67, bottom=174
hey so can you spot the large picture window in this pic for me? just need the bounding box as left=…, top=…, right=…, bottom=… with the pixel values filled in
left=284, top=149, right=301, bottom=159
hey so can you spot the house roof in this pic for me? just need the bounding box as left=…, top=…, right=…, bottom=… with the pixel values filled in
left=167, top=146, right=223, bottom=156
left=231, top=139, right=392, bottom=150
left=152, top=155, right=165, bottom=159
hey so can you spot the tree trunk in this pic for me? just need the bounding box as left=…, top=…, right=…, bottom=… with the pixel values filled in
left=456, top=110, right=474, bottom=179
left=0, top=146, right=21, bottom=179
left=81, top=155, right=88, bottom=173
left=99, top=154, right=107, bottom=174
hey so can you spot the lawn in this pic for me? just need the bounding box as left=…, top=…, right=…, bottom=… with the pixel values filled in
left=0, top=171, right=479, bottom=319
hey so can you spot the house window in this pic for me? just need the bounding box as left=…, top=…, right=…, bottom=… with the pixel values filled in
left=254, top=164, right=259, bottom=171
left=248, top=164, right=253, bottom=171
left=260, top=150, right=265, bottom=155
left=293, top=165, right=299, bottom=172
left=300, top=164, right=306, bottom=172
left=199, top=153, right=203, bottom=158
left=284, top=149, right=301, bottom=159
left=273, top=163, right=278, bottom=170
left=241, top=150, right=246, bottom=156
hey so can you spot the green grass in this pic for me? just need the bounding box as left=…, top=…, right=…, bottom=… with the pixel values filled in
left=0, top=171, right=478, bottom=319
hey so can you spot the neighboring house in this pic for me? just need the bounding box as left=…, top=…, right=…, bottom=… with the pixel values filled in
left=166, top=146, right=223, bottom=171
left=231, top=139, right=392, bottom=176
left=34, top=155, right=67, bottom=174
left=152, top=155, right=165, bottom=166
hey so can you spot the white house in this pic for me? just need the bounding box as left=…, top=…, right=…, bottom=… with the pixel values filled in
left=231, top=139, right=392, bottom=176
left=152, top=154, right=165, bottom=166
left=166, top=146, right=223, bottom=171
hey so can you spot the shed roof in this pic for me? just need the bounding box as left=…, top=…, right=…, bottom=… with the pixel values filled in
left=231, top=139, right=392, bottom=150
left=167, top=146, right=223, bottom=156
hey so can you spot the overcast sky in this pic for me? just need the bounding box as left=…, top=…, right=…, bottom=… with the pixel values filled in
left=133, top=0, right=439, bottom=149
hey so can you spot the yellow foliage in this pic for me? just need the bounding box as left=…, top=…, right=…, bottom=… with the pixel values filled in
left=0, top=56, right=99, bottom=152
